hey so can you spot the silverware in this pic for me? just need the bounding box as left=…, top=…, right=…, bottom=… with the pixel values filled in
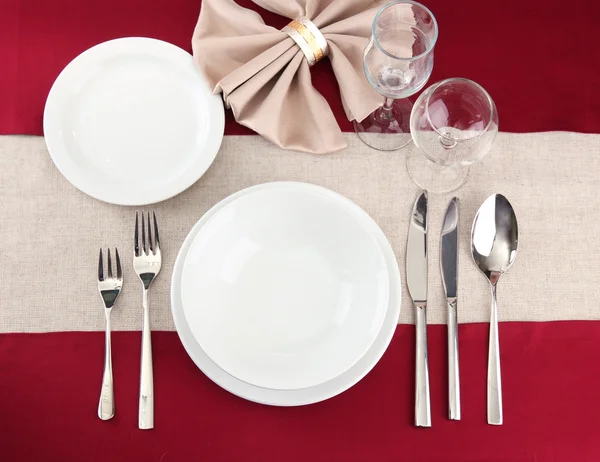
left=133, top=211, right=162, bottom=430
left=471, top=194, right=518, bottom=425
left=441, top=197, right=460, bottom=421
left=406, top=191, right=431, bottom=427
left=97, top=248, right=123, bottom=421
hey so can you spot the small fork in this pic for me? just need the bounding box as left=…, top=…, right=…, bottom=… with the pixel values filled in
left=133, top=211, right=162, bottom=430
left=97, top=248, right=122, bottom=420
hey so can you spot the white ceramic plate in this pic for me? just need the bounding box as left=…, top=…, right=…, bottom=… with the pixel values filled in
left=171, top=182, right=401, bottom=405
left=43, top=37, right=224, bottom=205
left=181, top=183, right=390, bottom=390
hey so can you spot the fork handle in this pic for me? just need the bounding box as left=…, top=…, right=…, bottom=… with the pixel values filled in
left=98, top=311, right=114, bottom=420
left=139, top=288, right=154, bottom=430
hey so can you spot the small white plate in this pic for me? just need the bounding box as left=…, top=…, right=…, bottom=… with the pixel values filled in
left=43, top=37, right=224, bottom=205
left=181, top=182, right=390, bottom=390
left=172, top=182, right=401, bottom=405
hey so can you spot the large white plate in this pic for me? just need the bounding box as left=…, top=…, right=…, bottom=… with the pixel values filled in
left=43, top=37, right=224, bottom=205
left=181, top=183, right=390, bottom=390
left=171, top=182, right=401, bottom=406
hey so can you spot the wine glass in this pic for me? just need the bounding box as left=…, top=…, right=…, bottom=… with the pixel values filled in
left=354, top=1, right=438, bottom=151
left=406, top=78, right=499, bottom=193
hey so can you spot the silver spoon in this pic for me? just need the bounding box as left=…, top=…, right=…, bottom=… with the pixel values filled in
left=471, top=194, right=518, bottom=425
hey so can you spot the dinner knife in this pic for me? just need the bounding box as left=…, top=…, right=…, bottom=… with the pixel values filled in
left=441, top=197, right=461, bottom=420
left=406, top=191, right=431, bottom=427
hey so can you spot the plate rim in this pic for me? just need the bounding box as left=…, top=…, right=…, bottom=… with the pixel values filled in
left=43, top=36, right=224, bottom=206
left=170, top=181, right=402, bottom=406
left=180, top=181, right=391, bottom=390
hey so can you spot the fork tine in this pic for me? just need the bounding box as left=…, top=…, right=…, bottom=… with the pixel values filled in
left=135, top=211, right=140, bottom=257
left=107, top=248, right=113, bottom=279
left=148, top=211, right=154, bottom=254
left=141, top=210, right=147, bottom=255
left=98, top=249, right=104, bottom=281
left=153, top=211, right=160, bottom=251
left=115, top=248, right=122, bottom=280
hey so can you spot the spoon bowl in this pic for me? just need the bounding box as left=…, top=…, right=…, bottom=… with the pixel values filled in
left=472, top=194, right=518, bottom=283
left=471, top=193, right=519, bottom=426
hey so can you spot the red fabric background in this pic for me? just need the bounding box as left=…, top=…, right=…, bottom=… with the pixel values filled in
left=1, top=1, right=600, bottom=461
left=1, top=0, right=600, bottom=136
left=2, top=323, right=600, bottom=461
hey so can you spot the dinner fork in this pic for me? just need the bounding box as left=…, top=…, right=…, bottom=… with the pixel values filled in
left=133, top=211, right=162, bottom=430
left=97, top=248, right=122, bottom=421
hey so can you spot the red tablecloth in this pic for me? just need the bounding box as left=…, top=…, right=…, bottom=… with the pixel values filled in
left=2, top=323, right=600, bottom=461
left=2, top=1, right=600, bottom=461
left=2, top=0, right=600, bottom=136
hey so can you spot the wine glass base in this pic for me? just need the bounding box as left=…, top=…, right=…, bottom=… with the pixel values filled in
left=406, top=146, right=470, bottom=193
left=353, top=99, right=413, bottom=151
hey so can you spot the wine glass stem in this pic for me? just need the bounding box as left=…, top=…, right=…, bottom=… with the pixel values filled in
left=375, top=97, right=395, bottom=123
left=382, top=97, right=394, bottom=115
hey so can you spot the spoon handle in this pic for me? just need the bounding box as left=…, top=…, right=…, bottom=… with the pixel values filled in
left=415, top=303, right=431, bottom=427
left=488, top=284, right=503, bottom=425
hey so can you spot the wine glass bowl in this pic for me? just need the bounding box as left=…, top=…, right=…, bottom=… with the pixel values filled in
left=363, top=2, right=437, bottom=99
left=406, top=78, right=499, bottom=193
left=411, top=78, right=499, bottom=166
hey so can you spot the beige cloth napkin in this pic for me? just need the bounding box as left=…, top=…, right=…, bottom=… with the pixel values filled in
left=192, top=0, right=383, bottom=154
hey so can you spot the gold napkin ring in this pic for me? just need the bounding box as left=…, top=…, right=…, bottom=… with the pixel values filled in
left=282, top=18, right=328, bottom=66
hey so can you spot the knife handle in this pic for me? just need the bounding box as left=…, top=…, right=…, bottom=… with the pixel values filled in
left=447, top=299, right=461, bottom=420
left=415, top=303, right=431, bottom=427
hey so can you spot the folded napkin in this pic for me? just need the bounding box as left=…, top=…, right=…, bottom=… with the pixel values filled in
left=192, top=0, right=384, bottom=154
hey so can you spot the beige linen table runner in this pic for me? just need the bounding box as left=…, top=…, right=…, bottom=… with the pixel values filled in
left=1, top=132, right=600, bottom=333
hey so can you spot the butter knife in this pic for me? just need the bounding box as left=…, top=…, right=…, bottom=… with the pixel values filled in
left=406, top=191, right=430, bottom=427
left=441, top=197, right=460, bottom=420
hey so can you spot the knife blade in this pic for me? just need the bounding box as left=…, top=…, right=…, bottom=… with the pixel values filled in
left=406, top=190, right=430, bottom=427
left=441, top=197, right=461, bottom=421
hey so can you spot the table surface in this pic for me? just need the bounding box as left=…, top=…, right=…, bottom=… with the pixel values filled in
left=2, top=1, right=600, bottom=461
